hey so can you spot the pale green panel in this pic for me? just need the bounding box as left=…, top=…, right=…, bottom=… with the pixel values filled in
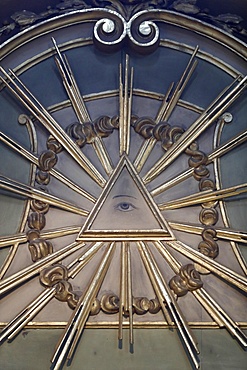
left=0, top=329, right=246, bottom=370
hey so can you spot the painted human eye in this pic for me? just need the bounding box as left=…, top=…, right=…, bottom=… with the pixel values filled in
left=114, top=202, right=137, bottom=212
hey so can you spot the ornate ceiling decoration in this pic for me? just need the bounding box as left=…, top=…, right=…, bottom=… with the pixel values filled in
left=0, top=3, right=246, bottom=370
left=0, top=0, right=247, bottom=42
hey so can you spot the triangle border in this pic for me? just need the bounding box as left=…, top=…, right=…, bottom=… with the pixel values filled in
left=77, top=155, right=175, bottom=241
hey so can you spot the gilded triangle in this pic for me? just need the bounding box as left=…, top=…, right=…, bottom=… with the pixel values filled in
left=77, top=155, right=175, bottom=241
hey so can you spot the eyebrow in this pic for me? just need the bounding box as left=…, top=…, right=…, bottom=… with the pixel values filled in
left=112, top=195, right=137, bottom=199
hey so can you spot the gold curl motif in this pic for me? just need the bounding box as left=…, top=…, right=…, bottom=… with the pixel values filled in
left=169, top=264, right=203, bottom=297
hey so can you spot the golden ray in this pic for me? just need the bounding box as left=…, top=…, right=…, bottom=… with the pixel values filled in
left=133, top=83, right=173, bottom=173
left=0, top=225, right=80, bottom=249
left=154, top=241, right=247, bottom=347
left=126, top=242, right=134, bottom=346
left=0, top=67, right=106, bottom=187
left=157, top=45, right=199, bottom=122
left=0, top=288, right=56, bottom=343
left=119, top=242, right=126, bottom=343
left=119, top=55, right=133, bottom=156
left=52, top=38, right=90, bottom=123
left=51, top=242, right=115, bottom=370
left=143, top=75, right=247, bottom=184
left=119, top=242, right=133, bottom=346
left=0, top=242, right=103, bottom=342
left=193, top=288, right=247, bottom=347
left=134, top=46, right=199, bottom=172
left=137, top=241, right=173, bottom=326
left=208, top=128, right=247, bottom=163
left=0, top=175, right=89, bottom=216
left=0, top=241, right=85, bottom=297
left=0, top=131, right=96, bottom=202
left=159, top=182, right=247, bottom=210
left=166, top=240, right=247, bottom=293
left=0, top=243, right=19, bottom=279
left=52, top=38, right=113, bottom=176
left=68, top=241, right=104, bottom=278
left=151, top=128, right=247, bottom=196
left=169, top=221, right=247, bottom=244
left=137, top=241, right=200, bottom=369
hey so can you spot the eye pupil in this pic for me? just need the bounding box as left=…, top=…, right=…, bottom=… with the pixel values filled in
left=121, top=203, right=130, bottom=210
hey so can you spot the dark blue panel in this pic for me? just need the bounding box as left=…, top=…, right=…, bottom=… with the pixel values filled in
left=130, top=47, right=191, bottom=95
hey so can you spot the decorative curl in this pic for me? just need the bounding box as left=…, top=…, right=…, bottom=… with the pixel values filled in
left=199, top=207, right=218, bottom=226
left=198, top=227, right=219, bottom=258
left=186, top=143, right=209, bottom=181
left=38, top=150, right=58, bottom=171
left=30, top=199, right=49, bottom=214
left=94, top=116, right=119, bottom=137
left=55, top=281, right=81, bottom=309
left=66, top=121, right=95, bottom=146
left=28, top=238, right=53, bottom=262
left=36, top=170, right=50, bottom=185
left=132, top=117, right=155, bottom=139
left=100, top=293, right=119, bottom=314
left=93, top=16, right=126, bottom=51
left=132, top=118, right=184, bottom=149
left=169, top=264, right=203, bottom=297
left=127, top=16, right=160, bottom=53
left=40, top=264, right=68, bottom=287
left=47, top=136, right=63, bottom=153
left=91, top=298, right=101, bottom=315
left=132, top=297, right=160, bottom=314
left=28, top=212, right=46, bottom=230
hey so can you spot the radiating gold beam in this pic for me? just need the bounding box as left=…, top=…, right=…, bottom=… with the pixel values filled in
left=119, top=62, right=124, bottom=156
left=158, top=46, right=199, bottom=122
left=0, top=241, right=85, bottom=296
left=151, top=128, right=247, bottom=196
left=193, top=288, right=247, bottom=347
left=133, top=83, right=173, bottom=173
left=126, top=242, right=134, bottom=346
left=91, top=137, right=114, bottom=177
left=0, top=175, right=89, bottom=216
left=52, top=38, right=113, bottom=177
left=137, top=241, right=200, bottom=369
left=151, top=168, right=192, bottom=196
left=168, top=221, right=247, bottom=275
left=0, top=67, right=106, bottom=187
left=208, top=128, right=247, bottom=163
left=166, top=240, right=247, bottom=293
left=119, top=242, right=134, bottom=346
left=119, top=241, right=127, bottom=342
left=134, top=47, right=198, bottom=173
left=169, top=221, right=247, bottom=244
left=155, top=241, right=247, bottom=347
left=51, top=242, right=115, bottom=369
left=52, top=38, right=90, bottom=123
left=68, top=241, right=104, bottom=279
left=0, top=131, right=96, bottom=202
left=0, top=242, right=19, bottom=279
left=143, top=75, right=247, bottom=184
left=119, top=55, right=133, bottom=156
left=123, top=55, right=130, bottom=155
left=159, top=182, right=247, bottom=210
left=0, top=225, right=80, bottom=249
left=0, top=287, right=56, bottom=343
left=0, top=242, right=103, bottom=343
left=137, top=242, right=173, bottom=326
